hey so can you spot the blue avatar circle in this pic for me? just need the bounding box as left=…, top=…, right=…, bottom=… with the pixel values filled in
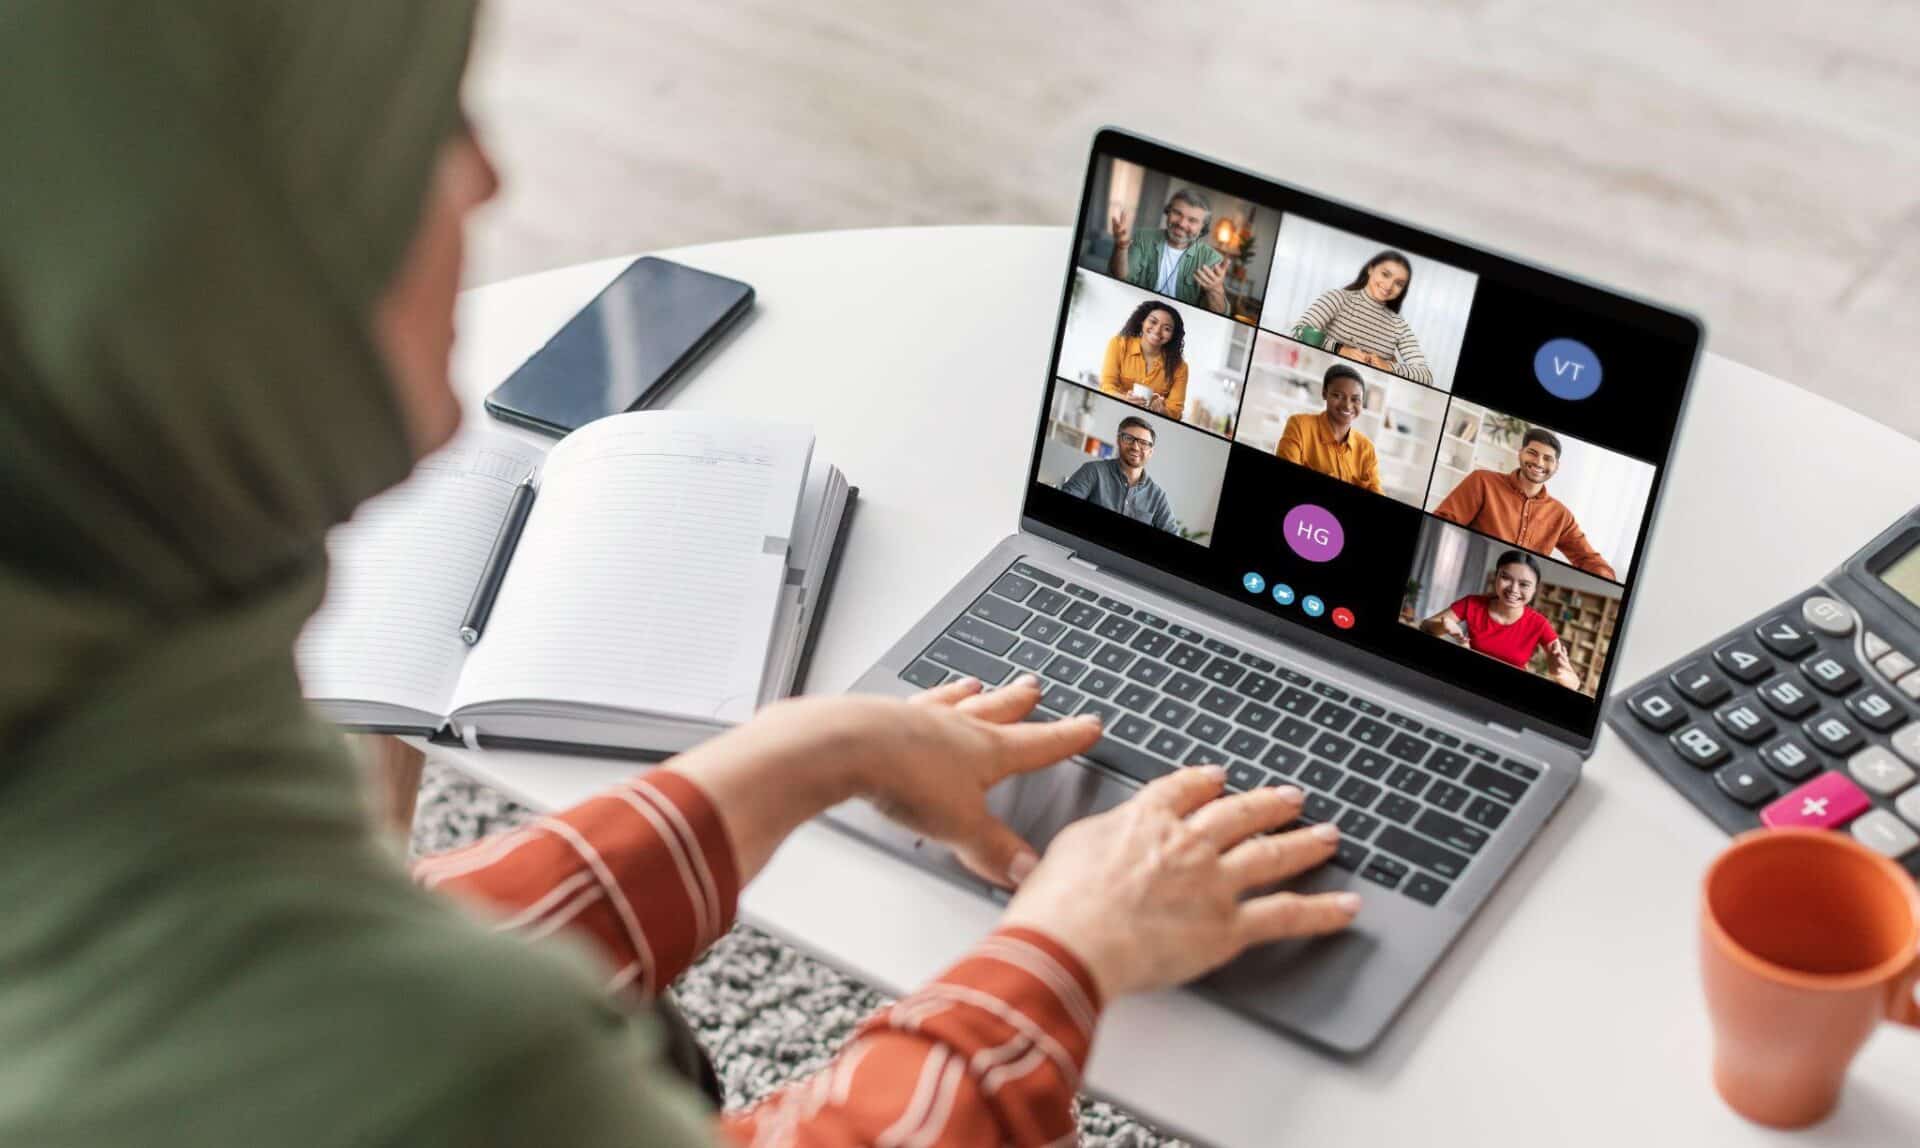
left=1534, top=338, right=1602, bottom=400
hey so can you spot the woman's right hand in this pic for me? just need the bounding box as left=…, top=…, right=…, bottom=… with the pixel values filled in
left=1001, top=767, right=1360, bottom=1000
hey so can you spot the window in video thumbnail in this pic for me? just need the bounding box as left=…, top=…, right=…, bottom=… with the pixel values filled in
left=1037, top=382, right=1230, bottom=546
left=1235, top=332, right=1448, bottom=509
left=1424, top=399, right=1654, bottom=582
left=1401, top=518, right=1622, bottom=697
left=1263, top=214, right=1478, bottom=392
left=1076, top=156, right=1274, bottom=325
left=1058, top=269, right=1254, bottom=439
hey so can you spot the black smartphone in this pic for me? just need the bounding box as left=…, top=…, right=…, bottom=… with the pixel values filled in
left=483, top=256, right=755, bottom=437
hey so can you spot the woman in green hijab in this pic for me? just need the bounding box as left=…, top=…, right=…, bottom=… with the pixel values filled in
left=0, top=4, right=1358, bottom=1144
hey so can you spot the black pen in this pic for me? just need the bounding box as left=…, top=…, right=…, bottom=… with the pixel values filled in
left=460, top=478, right=536, bottom=645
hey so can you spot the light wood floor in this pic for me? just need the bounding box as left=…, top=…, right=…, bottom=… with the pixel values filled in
left=465, top=0, right=1920, bottom=440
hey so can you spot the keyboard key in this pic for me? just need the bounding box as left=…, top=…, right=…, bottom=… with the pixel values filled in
left=1376, top=794, right=1420, bottom=824
left=970, top=594, right=1033, bottom=630
left=1149, top=698, right=1195, bottom=728
left=1312, top=683, right=1350, bottom=703
left=1276, top=667, right=1313, bottom=686
left=1801, top=655, right=1860, bottom=696
left=1387, top=713, right=1424, bottom=733
left=1235, top=703, right=1278, bottom=732
left=1078, top=700, right=1119, bottom=727
left=1301, top=761, right=1343, bottom=791
left=1758, top=736, right=1819, bottom=780
left=1403, top=873, right=1450, bottom=906
left=1351, top=718, right=1393, bottom=748
left=1847, top=746, right=1915, bottom=796
left=1226, top=761, right=1269, bottom=791
left=1057, top=629, right=1099, bottom=658
left=1359, top=855, right=1408, bottom=890
left=1498, top=758, right=1541, bottom=782
left=1261, top=744, right=1305, bottom=775
left=1351, top=698, right=1386, bottom=718
left=1385, top=764, right=1431, bottom=797
left=1095, top=615, right=1140, bottom=643
left=1187, top=746, right=1229, bottom=766
left=1760, top=771, right=1871, bottom=829
left=1301, top=793, right=1342, bottom=823
left=1349, top=749, right=1393, bottom=779
left=1309, top=732, right=1355, bottom=763
left=1202, top=658, right=1246, bottom=688
left=1023, top=617, right=1068, bottom=644
left=1626, top=686, right=1687, bottom=732
left=1668, top=724, right=1731, bottom=769
left=1010, top=641, right=1053, bottom=670
left=1027, top=587, right=1071, bottom=616
left=1331, top=840, right=1370, bottom=871
left=1115, top=684, right=1156, bottom=712
left=1413, top=808, right=1489, bottom=853
left=1713, top=761, right=1776, bottom=807
left=1110, top=715, right=1155, bottom=745
left=1168, top=624, right=1204, bottom=643
left=1236, top=673, right=1280, bottom=702
left=1167, top=642, right=1208, bottom=671
left=1846, top=690, right=1905, bottom=731
left=1464, top=795, right=1509, bottom=829
left=923, top=638, right=1014, bottom=684
left=1062, top=602, right=1103, bottom=629
left=1078, top=669, right=1121, bottom=698
left=1197, top=686, right=1240, bottom=717
left=1276, top=718, right=1315, bottom=747
left=901, top=660, right=947, bottom=689
left=1097, top=597, right=1134, bottom=616
left=1129, top=629, right=1174, bottom=658
left=1043, top=655, right=1088, bottom=684
left=991, top=572, right=1037, bottom=601
left=1428, top=780, right=1470, bottom=812
left=1756, top=615, right=1817, bottom=659
left=1010, top=562, right=1062, bottom=587
left=1851, top=810, right=1920, bottom=859
left=1713, top=637, right=1776, bottom=683
left=1337, top=807, right=1382, bottom=840
left=1462, top=744, right=1499, bottom=765
left=1238, top=651, right=1276, bottom=671
left=948, top=614, right=1019, bottom=656
left=1062, top=582, right=1097, bottom=602
left=1091, top=643, right=1134, bottom=672
left=1162, top=672, right=1206, bottom=701
left=1276, top=687, right=1317, bottom=715
left=1386, top=732, right=1432, bottom=764
left=1126, top=661, right=1171, bottom=687
left=1335, top=777, right=1382, bottom=809
left=1800, top=595, right=1856, bottom=636
left=1040, top=683, right=1085, bottom=714
left=1089, top=737, right=1177, bottom=785
left=1310, top=702, right=1356, bottom=732
left=1670, top=661, right=1732, bottom=706
left=1464, top=762, right=1527, bottom=804
left=1224, top=729, right=1268, bottom=759
left=1203, top=638, right=1240, bottom=658
left=1757, top=676, right=1819, bottom=718
left=1428, top=748, right=1469, bottom=778
left=1803, top=713, right=1864, bottom=756
left=1146, top=729, right=1194, bottom=762
left=1426, top=730, right=1462, bottom=749
left=1376, top=826, right=1471, bottom=879
left=1134, top=610, right=1169, bottom=630
left=1712, top=700, right=1776, bottom=744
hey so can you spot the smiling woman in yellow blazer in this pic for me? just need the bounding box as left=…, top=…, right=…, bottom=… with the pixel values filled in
left=1276, top=364, right=1382, bottom=494
left=1099, top=300, right=1189, bottom=421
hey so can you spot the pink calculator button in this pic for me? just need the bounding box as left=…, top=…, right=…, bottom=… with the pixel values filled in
left=1759, top=771, right=1871, bottom=829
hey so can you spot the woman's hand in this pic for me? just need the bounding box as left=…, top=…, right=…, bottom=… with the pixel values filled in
left=1002, top=767, right=1359, bottom=999
left=1546, top=640, right=1581, bottom=690
left=1145, top=393, right=1168, bottom=414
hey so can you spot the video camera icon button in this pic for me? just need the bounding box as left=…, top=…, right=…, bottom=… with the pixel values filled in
left=1271, top=583, right=1296, bottom=607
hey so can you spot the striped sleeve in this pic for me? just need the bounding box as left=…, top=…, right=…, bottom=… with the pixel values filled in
left=413, top=769, right=740, bottom=998
left=1291, top=288, right=1343, bottom=341
left=719, top=926, right=1102, bottom=1148
left=1390, top=318, right=1433, bottom=384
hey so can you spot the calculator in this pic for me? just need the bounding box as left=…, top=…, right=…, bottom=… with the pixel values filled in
left=1607, top=505, right=1920, bottom=877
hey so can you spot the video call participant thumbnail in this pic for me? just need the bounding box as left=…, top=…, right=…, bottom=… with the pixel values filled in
left=1109, top=187, right=1231, bottom=314
left=1291, top=250, right=1432, bottom=385
left=1420, top=549, right=1581, bottom=691
left=1431, top=426, right=1617, bottom=580
left=1275, top=364, right=1381, bottom=494
left=1098, top=300, right=1188, bottom=420
left=1060, top=415, right=1180, bottom=535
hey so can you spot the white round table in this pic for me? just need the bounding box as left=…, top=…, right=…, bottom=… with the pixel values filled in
left=442, top=227, right=1920, bottom=1147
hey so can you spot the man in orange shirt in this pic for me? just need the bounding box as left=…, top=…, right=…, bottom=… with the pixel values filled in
left=1432, top=427, right=1618, bottom=580
left=1275, top=364, right=1382, bottom=494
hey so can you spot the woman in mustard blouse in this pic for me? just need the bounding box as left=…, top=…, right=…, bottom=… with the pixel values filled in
left=1276, top=364, right=1382, bottom=493
left=1099, top=300, right=1189, bottom=421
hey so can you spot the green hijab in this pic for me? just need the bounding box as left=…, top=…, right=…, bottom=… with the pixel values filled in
left=0, top=5, right=718, bottom=1144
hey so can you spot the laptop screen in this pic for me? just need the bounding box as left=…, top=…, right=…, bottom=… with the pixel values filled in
left=1023, top=130, right=1702, bottom=745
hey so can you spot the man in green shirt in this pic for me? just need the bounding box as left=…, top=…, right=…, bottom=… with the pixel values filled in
left=1108, top=187, right=1231, bottom=314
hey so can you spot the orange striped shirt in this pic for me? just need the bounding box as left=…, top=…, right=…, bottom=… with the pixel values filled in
left=414, top=770, right=1101, bottom=1146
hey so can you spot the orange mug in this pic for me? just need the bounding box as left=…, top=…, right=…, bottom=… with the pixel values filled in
left=1700, top=827, right=1920, bottom=1128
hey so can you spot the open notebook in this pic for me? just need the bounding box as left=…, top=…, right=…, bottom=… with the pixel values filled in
left=297, top=411, right=854, bottom=757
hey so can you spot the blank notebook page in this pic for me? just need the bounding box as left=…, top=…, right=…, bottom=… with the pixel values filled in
left=297, top=432, right=545, bottom=717
left=450, top=412, right=812, bottom=723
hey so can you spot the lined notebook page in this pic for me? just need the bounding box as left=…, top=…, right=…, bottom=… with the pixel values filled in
left=450, top=412, right=812, bottom=723
left=296, top=432, right=546, bottom=718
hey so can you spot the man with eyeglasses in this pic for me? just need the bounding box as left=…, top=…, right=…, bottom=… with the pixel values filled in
left=1060, top=415, right=1182, bottom=535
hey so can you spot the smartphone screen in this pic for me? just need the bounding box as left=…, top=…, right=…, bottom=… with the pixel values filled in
left=484, top=256, right=754, bottom=436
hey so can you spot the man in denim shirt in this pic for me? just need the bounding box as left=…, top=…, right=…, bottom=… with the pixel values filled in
left=1060, top=416, right=1181, bottom=535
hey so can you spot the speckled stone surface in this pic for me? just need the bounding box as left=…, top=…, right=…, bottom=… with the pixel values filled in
left=410, top=762, right=1188, bottom=1147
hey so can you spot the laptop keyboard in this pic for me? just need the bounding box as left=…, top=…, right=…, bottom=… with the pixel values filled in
left=898, top=559, right=1542, bottom=908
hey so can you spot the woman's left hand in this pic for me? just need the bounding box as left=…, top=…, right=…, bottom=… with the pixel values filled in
left=1145, top=394, right=1168, bottom=414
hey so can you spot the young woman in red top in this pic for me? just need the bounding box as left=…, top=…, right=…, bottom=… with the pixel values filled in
left=1421, top=550, right=1581, bottom=690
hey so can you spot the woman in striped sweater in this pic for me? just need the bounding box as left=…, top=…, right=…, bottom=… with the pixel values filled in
left=1292, top=250, right=1435, bottom=385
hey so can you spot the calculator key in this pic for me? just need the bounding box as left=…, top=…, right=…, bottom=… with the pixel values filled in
left=900, top=660, right=948, bottom=689
left=1756, top=676, right=1819, bottom=718
left=1901, top=670, right=1920, bottom=701
left=1759, top=771, right=1871, bottom=829
left=1894, top=723, right=1920, bottom=767
left=1800, top=655, right=1860, bottom=696
left=1803, top=713, right=1864, bottom=756
left=1756, top=616, right=1817, bottom=659
left=1757, top=736, right=1820, bottom=780
left=1670, top=661, right=1732, bottom=706
left=1402, top=872, right=1450, bottom=906
left=1626, top=686, right=1687, bottom=731
left=1712, top=638, right=1775, bottom=683
left=1712, top=762, right=1776, bottom=808
left=1668, top=724, right=1731, bottom=769
left=1847, top=746, right=1915, bottom=796
left=1898, top=788, right=1920, bottom=829
left=1800, top=595, right=1855, bottom=636
left=1846, top=690, right=1904, bottom=731
left=1712, top=700, right=1776, bottom=744
left=1850, top=810, right=1920, bottom=859
left=1876, top=650, right=1916, bottom=682
left=1864, top=631, right=1892, bottom=660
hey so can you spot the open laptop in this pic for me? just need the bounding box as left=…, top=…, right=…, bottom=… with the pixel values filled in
left=836, top=128, right=1704, bottom=1053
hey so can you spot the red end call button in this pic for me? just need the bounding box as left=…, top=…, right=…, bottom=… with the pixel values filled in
left=1331, top=607, right=1355, bottom=630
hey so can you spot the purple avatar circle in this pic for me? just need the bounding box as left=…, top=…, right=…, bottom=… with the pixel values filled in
left=1282, top=504, right=1345, bottom=563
